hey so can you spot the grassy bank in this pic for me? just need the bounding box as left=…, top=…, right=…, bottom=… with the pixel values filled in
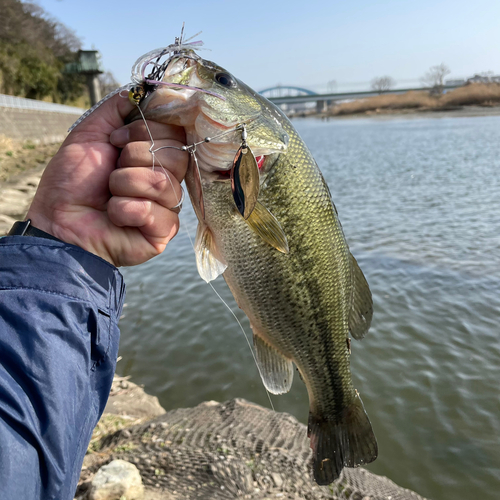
left=0, top=135, right=59, bottom=181
left=328, top=83, right=500, bottom=116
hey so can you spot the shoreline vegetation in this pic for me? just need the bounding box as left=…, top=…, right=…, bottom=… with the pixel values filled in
left=312, top=83, right=500, bottom=117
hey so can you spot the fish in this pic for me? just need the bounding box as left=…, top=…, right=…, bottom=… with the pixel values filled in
left=129, top=48, right=378, bottom=485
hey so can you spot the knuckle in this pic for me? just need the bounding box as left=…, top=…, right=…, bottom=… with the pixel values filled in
left=120, top=141, right=150, bottom=166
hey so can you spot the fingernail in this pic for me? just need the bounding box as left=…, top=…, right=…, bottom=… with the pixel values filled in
left=110, top=127, right=129, bottom=146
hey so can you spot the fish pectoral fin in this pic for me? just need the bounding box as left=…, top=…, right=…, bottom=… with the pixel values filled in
left=348, top=253, right=373, bottom=340
left=194, top=223, right=227, bottom=283
left=245, top=202, right=289, bottom=254
left=253, top=331, right=293, bottom=395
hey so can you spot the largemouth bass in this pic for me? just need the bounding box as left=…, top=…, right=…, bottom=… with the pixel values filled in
left=131, top=50, right=377, bottom=485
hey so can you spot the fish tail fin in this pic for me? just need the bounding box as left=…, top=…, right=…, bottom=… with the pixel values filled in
left=308, top=393, right=378, bottom=485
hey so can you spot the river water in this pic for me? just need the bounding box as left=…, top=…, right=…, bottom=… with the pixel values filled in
left=118, top=114, right=500, bottom=500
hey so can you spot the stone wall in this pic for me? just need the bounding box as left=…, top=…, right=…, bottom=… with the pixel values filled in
left=0, top=107, right=81, bottom=143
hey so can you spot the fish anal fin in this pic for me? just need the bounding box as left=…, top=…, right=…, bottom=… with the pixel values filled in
left=348, top=253, right=373, bottom=340
left=245, top=202, right=289, bottom=254
left=308, top=393, right=378, bottom=485
left=253, top=331, right=293, bottom=395
left=194, top=223, right=227, bottom=282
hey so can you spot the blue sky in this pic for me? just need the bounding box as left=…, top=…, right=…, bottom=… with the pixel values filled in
left=38, top=0, right=500, bottom=93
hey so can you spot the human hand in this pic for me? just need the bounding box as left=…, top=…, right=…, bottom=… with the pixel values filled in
left=26, top=93, right=188, bottom=267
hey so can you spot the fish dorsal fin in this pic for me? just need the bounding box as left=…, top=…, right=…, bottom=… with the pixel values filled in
left=253, top=331, right=293, bottom=395
left=194, top=223, right=227, bottom=282
left=245, top=202, right=289, bottom=254
left=348, top=254, right=373, bottom=340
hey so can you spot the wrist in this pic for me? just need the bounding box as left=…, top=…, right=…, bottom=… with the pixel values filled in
left=25, top=208, right=119, bottom=266
left=7, top=219, right=63, bottom=242
left=8, top=217, right=118, bottom=268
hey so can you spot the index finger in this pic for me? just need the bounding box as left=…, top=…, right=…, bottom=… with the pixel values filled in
left=110, top=119, right=186, bottom=148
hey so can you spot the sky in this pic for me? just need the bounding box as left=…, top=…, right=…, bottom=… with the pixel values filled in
left=37, top=0, right=500, bottom=93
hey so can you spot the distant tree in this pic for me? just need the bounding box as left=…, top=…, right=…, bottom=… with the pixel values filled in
left=421, top=63, right=451, bottom=94
left=371, top=76, right=395, bottom=93
left=99, top=71, right=120, bottom=96
left=0, top=41, right=59, bottom=99
left=327, top=80, right=337, bottom=93
left=0, top=0, right=85, bottom=101
left=56, top=70, right=85, bottom=104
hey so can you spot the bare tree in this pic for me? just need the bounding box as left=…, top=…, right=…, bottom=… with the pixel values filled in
left=371, top=76, right=395, bottom=93
left=327, top=80, right=337, bottom=93
left=99, top=71, right=120, bottom=96
left=421, top=63, right=451, bottom=94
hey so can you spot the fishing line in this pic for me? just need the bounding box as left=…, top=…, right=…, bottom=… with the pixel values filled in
left=134, top=105, right=275, bottom=412
left=133, top=102, right=186, bottom=206
left=134, top=103, right=158, bottom=167
left=207, top=281, right=275, bottom=412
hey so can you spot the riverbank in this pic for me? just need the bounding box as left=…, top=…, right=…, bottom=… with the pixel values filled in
left=0, top=136, right=59, bottom=234
left=321, top=83, right=500, bottom=118
left=326, top=103, right=500, bottom=120
left=78, top=377, right=427, bottom=500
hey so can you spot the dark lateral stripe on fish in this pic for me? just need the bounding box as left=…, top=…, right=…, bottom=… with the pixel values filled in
left=265, top=156, right=350, bottom=415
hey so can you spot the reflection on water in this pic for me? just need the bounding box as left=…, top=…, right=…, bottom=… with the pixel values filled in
left=119, top=115, right=500, bottom=500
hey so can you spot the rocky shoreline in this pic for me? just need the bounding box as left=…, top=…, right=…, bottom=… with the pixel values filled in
left=79, top=382, right=427, bottom=500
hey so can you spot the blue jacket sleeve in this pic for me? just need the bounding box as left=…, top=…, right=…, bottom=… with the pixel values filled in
left=0, top=236, right=125, bottom=500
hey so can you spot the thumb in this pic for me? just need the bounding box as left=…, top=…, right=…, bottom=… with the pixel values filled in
left=67, top=90, right=137, bottom=144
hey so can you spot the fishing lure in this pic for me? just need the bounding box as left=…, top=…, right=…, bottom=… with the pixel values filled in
left=69, top=25, right=225, bottom=132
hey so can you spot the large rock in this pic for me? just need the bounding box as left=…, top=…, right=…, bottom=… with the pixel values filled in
left=104, top=376, right=165, bottom=419
left=89, top=459, right=144, bottom=500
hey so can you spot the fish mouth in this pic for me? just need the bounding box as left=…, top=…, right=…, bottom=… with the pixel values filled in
left=140, top=56, right=238, bottom=130
left=136, top=55, right=284, bottom=173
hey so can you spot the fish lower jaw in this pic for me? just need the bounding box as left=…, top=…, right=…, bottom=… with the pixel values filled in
left=142, top=88, right=200, bottom=127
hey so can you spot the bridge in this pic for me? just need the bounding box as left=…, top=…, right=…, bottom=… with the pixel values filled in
left=259, top=84, right=462, bottom=113
left=259, top=86, right=317, bottom=98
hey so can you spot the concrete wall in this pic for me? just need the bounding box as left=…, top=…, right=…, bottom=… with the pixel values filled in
left=0, top=107, right=81, bottom=143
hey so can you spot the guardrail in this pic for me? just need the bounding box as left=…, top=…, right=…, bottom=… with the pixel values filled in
left=0, top=93, right=84, bottom=115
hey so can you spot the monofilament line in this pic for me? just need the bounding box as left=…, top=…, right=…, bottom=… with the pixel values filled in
left=135, top=106, right=276, bottom=412
left=135, top=103, right=158, bottom=169
left=207, top=282, right=275, bottom=412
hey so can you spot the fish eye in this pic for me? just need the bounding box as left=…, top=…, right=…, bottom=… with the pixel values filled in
left=215, top=72, right=235, bottom=88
